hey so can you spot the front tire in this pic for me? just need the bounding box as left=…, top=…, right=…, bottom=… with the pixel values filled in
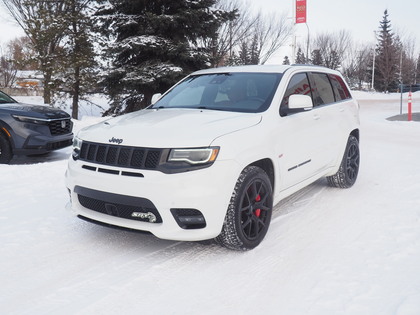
left=0, top=133, right=12, bottom=164
left=216, top=166, right=273, bottom=250
left=327, top=135, right=360, bottom=188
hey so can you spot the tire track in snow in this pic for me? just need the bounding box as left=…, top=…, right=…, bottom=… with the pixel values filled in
left=271, top=178, right=329, bottom=223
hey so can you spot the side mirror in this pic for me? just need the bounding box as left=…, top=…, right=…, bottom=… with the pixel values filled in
left=151, top=93, right=162, bottom=104
left=288, top=94, right=313, bottom=110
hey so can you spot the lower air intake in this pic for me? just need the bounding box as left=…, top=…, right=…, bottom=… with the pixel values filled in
left=75, top=186, right=162, bottom=223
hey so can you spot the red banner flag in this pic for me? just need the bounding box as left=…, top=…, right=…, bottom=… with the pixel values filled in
left=296, top=0, right=307, bottom=24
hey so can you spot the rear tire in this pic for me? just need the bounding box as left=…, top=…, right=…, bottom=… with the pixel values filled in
left=0, top=133, right=12, bottom=164
left=216, top=166, right=273, bottom=250
left=327, top=135, right=360, bottom=188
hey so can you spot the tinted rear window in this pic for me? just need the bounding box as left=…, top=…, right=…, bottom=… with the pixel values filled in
left=309, top=73, right=335, bottom=106
left=329, top=74, right=351, bottom=101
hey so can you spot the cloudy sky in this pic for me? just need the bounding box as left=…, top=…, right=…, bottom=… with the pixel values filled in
left=0, top=0, right=419, bottom=62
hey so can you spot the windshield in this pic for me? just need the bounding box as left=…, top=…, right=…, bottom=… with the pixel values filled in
left=0, top=91, right=17, bottom=104
left=151, top=72, right=282, bottom=113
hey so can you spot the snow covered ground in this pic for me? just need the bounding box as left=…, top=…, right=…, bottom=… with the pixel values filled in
left=1, top=92, right=420, bottom=314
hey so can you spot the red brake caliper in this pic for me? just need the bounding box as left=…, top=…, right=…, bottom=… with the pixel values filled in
left=255, top=194, right=261, bottom=217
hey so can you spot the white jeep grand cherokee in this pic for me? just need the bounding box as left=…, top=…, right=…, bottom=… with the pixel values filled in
left=66, top=65, right=360, bottom=250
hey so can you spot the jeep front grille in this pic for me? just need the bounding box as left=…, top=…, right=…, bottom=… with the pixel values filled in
left=79, top=141, right=162, bottom=170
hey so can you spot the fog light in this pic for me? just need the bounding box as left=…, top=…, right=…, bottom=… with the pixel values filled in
left=171, top=208, right=206, bottom=229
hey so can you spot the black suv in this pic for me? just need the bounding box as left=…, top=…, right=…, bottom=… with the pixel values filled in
left=0, top=90, right=73, bottom=164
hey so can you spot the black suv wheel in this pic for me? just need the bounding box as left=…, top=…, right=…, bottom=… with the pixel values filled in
left=327, top=135, right=360, bottom=188
left=216, top=166, right=273, bottom=250
left=0, top=133, right=12, bottom=164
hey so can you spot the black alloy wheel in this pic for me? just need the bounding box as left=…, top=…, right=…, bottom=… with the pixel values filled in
left=216, top=166, right=273, bottom=250
left=327, top=135, right=360, bottom=188
left=239, top=178, right=271, bottom=241
left=345, top=138, right=359, bottom=183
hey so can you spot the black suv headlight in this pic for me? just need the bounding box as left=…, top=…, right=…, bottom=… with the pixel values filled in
left=12, top=115, right=49, bottom=125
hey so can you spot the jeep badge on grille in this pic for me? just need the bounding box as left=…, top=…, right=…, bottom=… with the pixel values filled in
left=109, top=137, right=123, bottom=144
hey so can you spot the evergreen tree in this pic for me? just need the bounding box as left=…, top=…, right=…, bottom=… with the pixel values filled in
left=97, top=0, right=229, bottom=114
left=237, top=41, right=251, bottom=65
left=60, top=0, right=97, bottom=119
left=295, top=47, right=306, bottom=64
left=326, top=50, right=340, bottom=70
left=311, top=49, right=323, bottom=65
left=282, top=56, right=290, bottom=65
left=374, top=10, right=399, bottom=92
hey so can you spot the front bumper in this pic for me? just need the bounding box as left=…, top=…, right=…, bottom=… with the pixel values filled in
left=14, top=133, right=73, bottom=155
left=65, top=157, right=241, bottom=241
left=8, top=119, right=73, bottom=155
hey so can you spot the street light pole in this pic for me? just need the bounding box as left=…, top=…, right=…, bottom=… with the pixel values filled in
left=371, top=31, right=377, bottom=91
left=371, top=49, right=376, bottom=90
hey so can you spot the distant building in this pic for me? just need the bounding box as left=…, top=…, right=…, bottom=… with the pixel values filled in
left=14, top=70, right=43, bottom=88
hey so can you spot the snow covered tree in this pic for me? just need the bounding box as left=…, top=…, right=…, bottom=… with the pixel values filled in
left=2, top=0, right=69, bottom=104
left=295, top=47, right=306, bottom=64
left=282, top=56, right=290, bottom=65
left=97, top=0, right=229, bottom=114
left=311, top=49, right=323, bottom=65
left=59, top=0, right=98, bottom=119
left=374, top=10, right=399, bottom=92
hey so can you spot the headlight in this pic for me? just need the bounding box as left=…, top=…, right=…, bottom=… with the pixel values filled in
left=72, top=136, right=83, bottom=160
left=73, top=136, right=82, bottom=150
left=168, top=147, right=219, bottom=165
left=12, top=115, right=49, bottom=125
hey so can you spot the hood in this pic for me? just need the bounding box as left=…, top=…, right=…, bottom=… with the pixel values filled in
left=78, top=108, right=262, bottom=147
left=0, top=102, right=70, bottom=119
